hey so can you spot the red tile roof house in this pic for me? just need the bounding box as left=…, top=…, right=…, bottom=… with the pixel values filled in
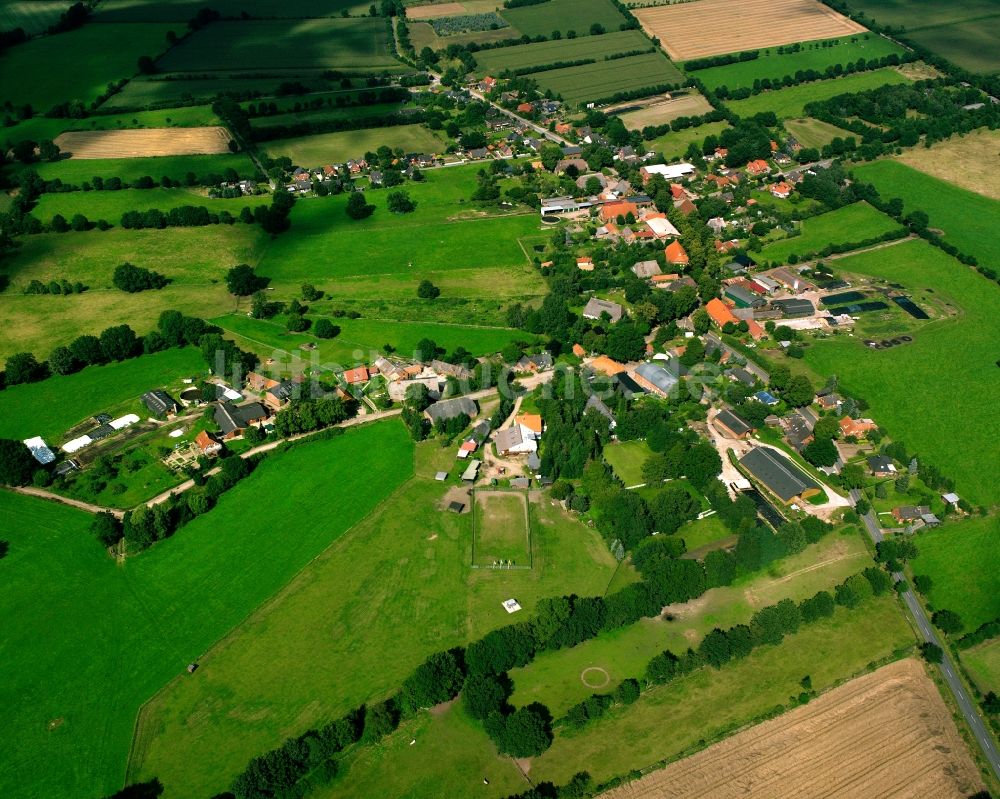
left=839, top=416, right=878, bottom=439
left=600, top=201, right=639, bottom=223
left=746, top=159, right=770, bottom=177
left=577, top=256, right=595, bottom=271
left=770, top=181, right=793, bottom=199
left=516, top=102, right=533, bottom=113
left=665, top=240, right=689, bottom=266
left=195, top=430, right=222, bottom=456
left=343, top=366, right=369, bottom=385
left=705, top=298, right=739, bottom=328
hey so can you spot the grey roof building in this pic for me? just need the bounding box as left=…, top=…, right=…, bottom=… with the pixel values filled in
left=215, top=401, right=268, bottom=437
left=725, top=366, right=758, bottom=387
left=585, top=393, right=617, bottom=428
left=739, top=447, right=820, bottom=504
left=582, top=297, right=624, bottom=323
left=426, top=397, right=477, bottom=424
left=867, top=455, right=897, bottom=475
left=632, top=361, right=680, bottom=398
left=494, top=425, right=526, bottom=454
left=772, top=298, right=815, bottom=317
left=142, top=390, right=179, bottom=417
left=714, top=408, right=752, bottom=438
left=632, top=259, right=662, bottom=279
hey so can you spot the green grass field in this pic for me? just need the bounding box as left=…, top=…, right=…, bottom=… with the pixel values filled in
left=851, top=160, right=1000, bottom=270
left=644, top=120, right=730, bottom=159
left=803, top=240, right=1000, bottom=507
left=964, top=638, right=1000, bottom=695
left=603, top=440, right=652, bottom=486
left=726, top=68, right=910, bottom=119
left=96, top=0, right=370, bottom=20
left=473, top=29, right=652, bottom=74
left=841, top=0, right=1000, bottom=28
left=0, top=0, right=68, bottom=33
left=904, top=19, right=1000, bottom=74
left=911, top=515, right=1000, bottom=630
left=0, top=346, right=205, bottom=441
left=264, top=123, right=446, bottom=165
left=509, top=532, right=872, bottom=715
left=34, top=187, right=269, bottom=224
left=250, top=101, right=407, bottom=131
left=0, top=23, right=175, bottom=110
left=784, top=117, right=856, bottom=148
left=474, top=491, right=530, bottom=566
left=532, top=52, right=684, bottom=106
left=758, top=201, right=903, bottom=264
left=128, top=443, right=619, bottom=797
left=102, top=75, right=329, bottom=110
left=676, top=514, right=733, bottom=552
left=0, top=421, right=414, bottom=799
left=692, top=34, right=906, bottom=90
left=157, top=18, right=401, bottom=72
left=30, top=151, right=258, bottom=184
left=501, top=0, right=626, bottom=37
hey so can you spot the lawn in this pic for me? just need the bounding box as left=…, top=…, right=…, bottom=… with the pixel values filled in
left=676, top=513, right=733, bottom=551
left=603, top=439, right=652, bottom=486
left=532, top=52, right=684, bottom=106
left=501, top=0, right=627, bottom=37
left=757, top=201, right=903, bottom=264
left=852, top=159, right=1000, bottom=268
left=528, top=596, right=913, bottom=786
left=964, top=638, right=1000, bottom=695
left=474, top=491, right=531, bottom=566
left=644, top=120, right=730, bottom=158
left=691, top=34, right=906, bottom=90
left=784, top=116, right=856, bottom=148
left=0, top=22, right=175, bottom=110
left=726, top=68, right=910, bottom=118
left=0, top=421, right=414, bottom=799
left=911, top=515, right=1000, bottom=631
left=509, top=532, right=873, bottom=715
left=157, top=18, right=402, bottom=72
left=473, top=29, right=652, bottom=74
left=0, top=346, right=206, bottom=441
left=29, top=151, right=258, bottom=184
left=264, top=123, right=446, bottom=165
left=803, top=240, right=1000, bottom=507
left=34, top=187, right=269, bottom=225
left=128, top=444, right=618, bottom=797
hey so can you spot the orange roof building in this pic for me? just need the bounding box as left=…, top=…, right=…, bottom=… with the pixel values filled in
left=705, top=298, right=739, bottom=328
left=516, top=413, right=544, bottom=435
left=665, top=240, right=689, bottom=265
left=599, top=201, right=639, bottom=222
left=770, top=181, right=793, bottom=198
left=746, top=159, right=770, bottom=176
left=343, top=366, right=369, bottom=384
left=577, top=256, right=595, bottom=271
left=572, top=343, right=586, bottom=357
left=746, top=319, right=766, bottom=341
left=589, top=356, right=626, bottom=376
left=516, top=102, right=533, bottom=113
left=839, top=416, right=878, bottom=439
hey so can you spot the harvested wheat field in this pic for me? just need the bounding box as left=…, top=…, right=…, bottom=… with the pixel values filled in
left=54, top=127, right=233, bottom=158
left=406, top=2, right=467, bottom=18
left=600, top=659, right=984, bottom=799
left=897, top=129, right=1000, bottom=201
left=616, top=93, right=714, bottom=130
left=635, top=0, right=866, bottom=62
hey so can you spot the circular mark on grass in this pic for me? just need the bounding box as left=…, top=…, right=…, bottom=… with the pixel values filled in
left=581, top=667, right=610, bottom=689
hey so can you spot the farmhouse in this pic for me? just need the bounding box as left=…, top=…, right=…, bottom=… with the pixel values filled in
left=582, top=298, right=624, bottom=323
left=632, top=259, right=662, bottom=279
left=214, top=401, right=268, bottom=440
left=342, top=366, right=369, bottom=385
left=426, top=397, right=478, bottom=424
left=195, top=430, right=222, bottom=457
left=640, top=163, right=695, bottom=183
left=600, top=201, right=638, bottom=222
left=868, top=455, right=897, bottom=476
left=632, top=361, right=680, bottom=399
left=495, top=425, right=536, bottom=456
left=739, top=446, right=820, bottom=504
left=705, top=297, right=740, bottom=328
left=647, top=216, right=682, bottom=240
left=713, top=408, right=753, bottom=439
left=388, top=375, right=441, bottom=403
left=142, top=390, right=180, bottom=418
left=247, top=372, right=279, bottom=392
left=589, top=355, right=627, bottom=376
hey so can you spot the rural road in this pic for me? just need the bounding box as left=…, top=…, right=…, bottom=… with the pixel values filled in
left=850, top=488, right=1000, bottom=780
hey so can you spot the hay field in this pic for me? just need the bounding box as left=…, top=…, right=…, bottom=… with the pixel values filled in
left=54, top=127, right=232, bottom=158
left=896, top=129, right=1000, bottom=200
left=635, top=0, right=866, bottom=61
left=598, top=659, right=983, bottom=799
left=407, top=1, right=466, bottom=18
left=785, top=117, right=857, bottom=149
left=617, top=93, right=714, bottom=130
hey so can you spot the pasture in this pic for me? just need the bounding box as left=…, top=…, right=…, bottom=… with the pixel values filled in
left=128, top=446, right=618, bottom=798
left=644, top=120, right=731, bottom=159
left=634, top=0, right=865, bottom=62
left=0, top=0, right=67, bottom=33
left=803, top=240, right=1000, bottom=507
left=0, top=105, right=222, bottom=146
left=29, top=151, right=258, bottom=184
left=54, top=127, right=232, bottom=158
left=500, top=0, right=627, bottom=37
left=34, top=186, right=269, bottom=223
left=901, top=20, right=1000, bottom=74
left=851, top=160, right=1000, bottom=281
left=0, top=422, right=414, bottom=799
left=784, top=116, right=856, bottom=148
left=839, top=0, right=1000, bottom=28
left=964, top=638, right=1000, bottom=696
left=0, top=22, right=175, bottom=110
left=157, top=18, right=401, bottom=72
left=96, top=0, right=372, bottom=20
left=0, top=347, right=205, bottom=441
left=249, top=101, right=407, bottom=131
left=616, top=92, right=714, bottom=130
left=725, top=68, right=910, bottom=118
left=532, top=53, right=684, bottom=106
left=598, top=659, right=983, bottom=799
left=472, top=29, right=651, bottom=74
left=473, top=490, right=531, bottom=567
left=691, top=33, right=905, bottom=90
left=911, top=515, right=1000, bottom=631
left=757, top=201, right=903, bottom=264
left=102, top=75, right=330, bottom=109
left=894, top=129, right=1000, bottom=201
left=263, top=124, right=445, bottom=165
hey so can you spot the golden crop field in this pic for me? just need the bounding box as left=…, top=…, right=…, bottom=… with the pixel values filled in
left=53, top=127, right=233, bottom=158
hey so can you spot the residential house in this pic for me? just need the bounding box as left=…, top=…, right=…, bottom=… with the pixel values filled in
left=369, top=170, right=384, bottom=187
left=739, top=447, right=820, bottom=504
left=631, top=361, right=680, bottom=399
left=632, top=259, right=662, bottom=279
left=555, top=157, right=588, bottom=174
left=247, top=371, right=279, bottom=393
left=658, top=275, right=697, bottom=292
left=892, top=505, right=932, bottom=524
left=784, top=407, right=818, bottom=452
left=839, top=416, right=878, bottom=439
left=572, top=343, right=587, bottom=357
left=343, top=366, right=369, bottom=385
left=582, top=297, right=624, bottom=322
left=745, top=159, right=770, bottom=177
left=769, top=181, right=793, bottom=199
left=495, top=424, right=536, bottom=455
left=714, top=408, right=753, bottom=439
left=516, top=352, right=553, bottom=372
left=195, top=430, right=222, bottom=456
left=816, top=391, right=843, bottom=412
left=142, top=390, right=180, bottom=417
left=430, top=360, right=474, bottom=381
left=577, top=256, right=595, bottom=271
left=214, top=401, right=268, bottom=440
left=867, top=455, right=897, bottom=476
left=665, top=240, right=689, bottom=266
left=754, top=390, right=780, bottom=406
left=585, top=394, right=616, bottom=429
left=675, top=197, right=698, bottom=216
left=714, top=238, right=740, bottom=254
left=426, top=396, right=478, bottom=425
left=479, top=76, right=497, bottom=92
left=646, top=216, right=681, bottom=240
left=516, top=101, right=534, bottom=113
left=578, top=173, right=608, bottom=192
left=725, top=365, right=758, bottom=388
left=263, top=380, right=295, bottom=411
left=746, top=319, right=766, bottom=341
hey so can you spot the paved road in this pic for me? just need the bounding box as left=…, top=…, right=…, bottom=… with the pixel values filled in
left=850, top=488, right=1000, bottom=780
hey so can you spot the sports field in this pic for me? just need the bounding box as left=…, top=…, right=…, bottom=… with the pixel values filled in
left=34, top=186, right=269, bottom=223
left=29, top=151, right=258, bottom=184
left=0, top=22, right=175, bottom=110
left=617, top=93, right=714, bottom=130
left=803, top=240, right=1000, bottom=507
left=532, top=53, right=684, bottom=106
left=851, top=160, right=1000, bottom=277
left=473, top=491, right=531, bottom=566
left=894, top=129, right=1000, bottom=201
left=157, top=18, right=401, bottom=72
left=784, top=117, right=857, bottom=148
left=0, top=421, right=414, bottom=799
left=54, top=127, right=232, bottom=158
left=473, top=29, right=651, bottom=74
left=644, top=120, right=731, bottom=159
left=264, top=124, right=446, bottom=165
left=725, top=68, right=909, bottom=118
left=692, top=33, right=905, bottom=90
left=911, top=516, right=1000, bottom=631
left=501, top=0, right=626, bottom=37
left=758, top=201, right=903, bottom=264
left=635, top=0, right=865, bottom=61
left=0, top=347, right=205, bottom=441
left=128, top=448, right=618, bottom=797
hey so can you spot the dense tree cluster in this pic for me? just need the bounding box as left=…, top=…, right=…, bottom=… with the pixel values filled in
left=112, top=262, right=168, bottom=293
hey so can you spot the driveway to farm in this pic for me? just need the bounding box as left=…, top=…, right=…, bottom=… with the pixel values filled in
left=10, top=486, right=126, bottom=518
left=851, top=488, right=1000, bottom=781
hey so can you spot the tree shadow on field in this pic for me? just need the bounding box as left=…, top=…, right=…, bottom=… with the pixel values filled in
left=102, top=778, right=164, bottom=798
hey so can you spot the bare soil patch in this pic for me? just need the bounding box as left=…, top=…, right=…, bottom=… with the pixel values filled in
left=634, top=0, right=865, bottom=61
left=598, top=658, right=984, bottom=799
left=54, top=127, right=232, bottom=158
left=896, top=128, right=1000, bottom=201
left=406, top=1, right=466, bottom=18
left=616, top=93, right=714, bottom=130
